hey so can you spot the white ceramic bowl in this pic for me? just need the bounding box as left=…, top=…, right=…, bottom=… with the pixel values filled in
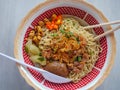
left=14, top=0, right=116, bottom=90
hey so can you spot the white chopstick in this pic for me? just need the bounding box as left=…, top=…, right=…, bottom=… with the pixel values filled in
left=93, top=66, right=101, bottom=71
left=83, top=20, right=120, bottom=29
left=94, top=25, right=120, bottom=40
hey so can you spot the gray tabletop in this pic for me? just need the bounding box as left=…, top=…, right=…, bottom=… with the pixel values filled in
left=0, top=0, right=120, bottom=90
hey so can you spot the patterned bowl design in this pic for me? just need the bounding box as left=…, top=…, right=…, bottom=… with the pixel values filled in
left=22, top=7, right=107, bottom=90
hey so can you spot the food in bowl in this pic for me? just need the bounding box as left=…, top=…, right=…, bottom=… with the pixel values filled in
left=24, top=14, right=102, bottom=82
left=14, top=0, right=116, bottom=89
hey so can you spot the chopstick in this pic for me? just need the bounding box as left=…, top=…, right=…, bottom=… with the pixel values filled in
left=94, top=25, right=120, bottom=40
left=83, top=20, right=120, bottom=29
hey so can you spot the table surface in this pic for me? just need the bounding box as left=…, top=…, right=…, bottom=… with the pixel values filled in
left=0, top=0, right=120, bottom=90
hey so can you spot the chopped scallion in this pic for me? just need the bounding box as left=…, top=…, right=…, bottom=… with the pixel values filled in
left=67, top=19, right=70, bottom=21
left=68, top=31, right=73, bottom=36
left=75, top=56, right=82, bottom=62
left=60, top=29, right=65, bottom=34
left=51, top=33, right=58, bottom=37
left=76, top=37, right=80, bottom=44
left=77, top=56, right=82, bottom=61
left=38, top=56, right=45, bottom=61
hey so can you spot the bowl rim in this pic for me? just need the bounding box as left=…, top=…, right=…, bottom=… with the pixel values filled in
left=14, top=0, right=116, bottom=90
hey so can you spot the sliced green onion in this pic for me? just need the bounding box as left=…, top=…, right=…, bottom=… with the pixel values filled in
left=68, top=31, right=73, bottom=36
left=77, top=56, right=82, bottom=61
left=76, top=37, right=80, bottom=44
left=51, top=33, right=58, bottom=37
left=76, top=37, right=79, bottom=41
left=75, top=56, right=82, bottom=62
left=67, top=19, right=70, bottom=21
left=60, top=29, right=65, bottom=34
left=65, top=31, right=74, bottom=38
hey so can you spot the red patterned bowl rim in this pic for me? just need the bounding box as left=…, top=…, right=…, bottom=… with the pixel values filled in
left=14, top=0, right=116, bottom=90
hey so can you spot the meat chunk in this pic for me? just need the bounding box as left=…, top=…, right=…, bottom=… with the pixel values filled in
left=83, top=53, right=89, bottom=60
left=73, top=67, right=80, bottom=74
left=71, top=61, right=85, bottom=74
left=74, top=61, right=79, bottom=66
left=42, top=49, right=52, bottom=59
left=44, top=61, right=69, bottom=77
left=77, top=64, right=84, bottom=70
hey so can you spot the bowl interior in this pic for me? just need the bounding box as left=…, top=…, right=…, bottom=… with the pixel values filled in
left=21, top=6, right=108, bottom=90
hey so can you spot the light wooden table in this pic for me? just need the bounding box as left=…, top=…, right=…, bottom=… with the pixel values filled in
left=0, top=0, right=120, bottom=90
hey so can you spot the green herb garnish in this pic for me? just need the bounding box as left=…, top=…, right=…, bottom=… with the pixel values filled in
left=60, top=29, right=65, bottom=34
left=76, top=37, right=80, bottom=44
left=38, top=56, right=45, bottom=61
left=77, top=56, right=82, bottom=61
left=65, top=31, right=74, bottom=38
left=68, top=31, right=73, bottom=36
left=76, top=37, right=79, bottom=41
left=51, top=33, right=58, bottom=37
left=75, top=56, right=82, bottom=62
left=67, top=19, right=70, bottom=21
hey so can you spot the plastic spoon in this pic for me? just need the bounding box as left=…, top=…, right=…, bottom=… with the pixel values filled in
left=0, top=52, right=71, bottom=83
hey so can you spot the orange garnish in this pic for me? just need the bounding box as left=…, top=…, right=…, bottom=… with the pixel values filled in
left=45, top=14, right=62, bottom=30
